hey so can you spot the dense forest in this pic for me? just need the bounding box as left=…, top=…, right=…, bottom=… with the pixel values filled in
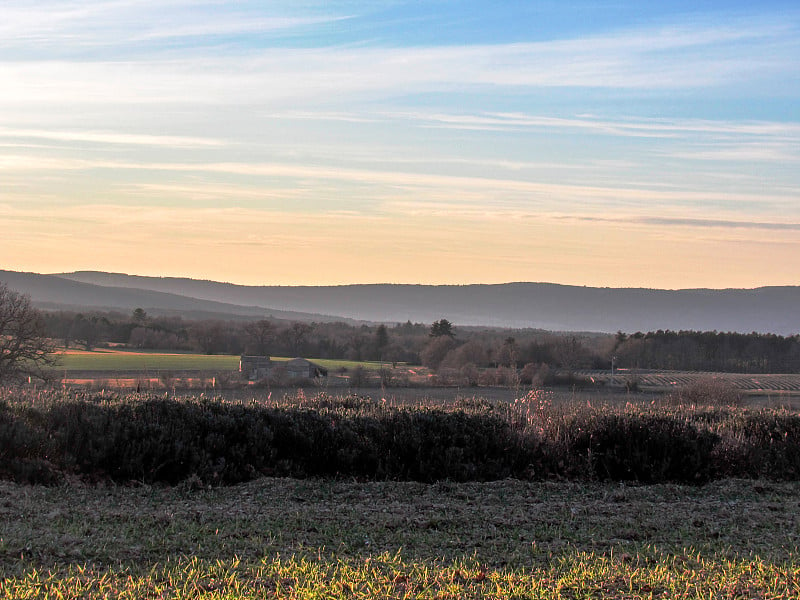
left=40, top=309, right=800, bottom=374
left=613, top=330, right=800, bottom=373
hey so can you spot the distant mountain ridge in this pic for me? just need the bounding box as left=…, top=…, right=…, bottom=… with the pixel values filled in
left=30, top=270, right=800, bottom=335
left=0, top=270, right=351, bottom=323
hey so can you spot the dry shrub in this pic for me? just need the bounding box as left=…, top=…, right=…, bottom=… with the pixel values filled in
left=666, top=377, right=742, bottom=407
left=378, top=367, right=394, bottom=387
left=509, top=388, right=558, bottom=432
left=478, top=366, right=517, bottom=387
left=267, top=365, right=289, bottom=386
left=520, top=363, right=552, bottom=387
left=349, top=365, right=369, bottom=387
left=433, top=367, right=462, bottom=386
left=459, top=363, right=480, bottom=387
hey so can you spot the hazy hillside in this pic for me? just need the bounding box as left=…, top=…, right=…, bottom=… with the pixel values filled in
left=0, top=270, right=349, bottom=323
left=53, top=271, right=800, bottom=335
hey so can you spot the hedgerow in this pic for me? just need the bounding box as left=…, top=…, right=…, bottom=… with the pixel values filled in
left=1, top=388, right=799, bottom=485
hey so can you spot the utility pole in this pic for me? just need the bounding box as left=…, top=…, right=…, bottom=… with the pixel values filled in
left=611, top=355, right=617, bottom=387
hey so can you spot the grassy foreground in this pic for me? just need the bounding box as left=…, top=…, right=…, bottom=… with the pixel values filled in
left=1, top=478, right=799, bottom=598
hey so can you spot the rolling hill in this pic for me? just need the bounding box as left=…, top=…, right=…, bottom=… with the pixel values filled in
left=22, top=270, right=798, bottom=335
left=0, top=270, right=350, bottom=323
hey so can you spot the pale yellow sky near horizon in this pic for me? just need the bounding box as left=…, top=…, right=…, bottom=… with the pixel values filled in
left=4, top=202, right=796, bottom=289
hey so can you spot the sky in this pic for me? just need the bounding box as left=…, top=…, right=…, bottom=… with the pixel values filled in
left=1, top=0, right=799, bottom=289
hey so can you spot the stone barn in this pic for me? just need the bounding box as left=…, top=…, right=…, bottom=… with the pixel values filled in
left=285, top=357, right=328, bottom=379
left=239, top=355, right=272, bottom=380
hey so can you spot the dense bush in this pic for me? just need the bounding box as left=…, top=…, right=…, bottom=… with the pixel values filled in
left=2, top=388, right=800, bottom=485
left=0, top=401, right=60, bottom=484
left=710, top=411, right=800, bottom=479
left=568, top=414, right=718, bottom=482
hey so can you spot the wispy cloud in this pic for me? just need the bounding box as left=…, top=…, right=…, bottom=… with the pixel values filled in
left=0, top=1, right=349, bottom=49
left=1, top=155, right=794, bottom=210
left=386, top=112, right=800, bottom=140
left=1, top=13, right=797, bottom=111
left=665, top=144, right=800, bottom=163
left=639, top=217, right=800, bottom=231
left=0, top=127, right=225, bottom=148
left=121, top=183, right=309, bottom=201
left=564, top=214, right=800, bottom=231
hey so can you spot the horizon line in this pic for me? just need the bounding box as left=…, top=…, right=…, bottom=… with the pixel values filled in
left=6, top=268, right=796, bottom=292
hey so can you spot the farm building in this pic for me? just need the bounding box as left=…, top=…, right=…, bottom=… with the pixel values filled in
left=285, top=357, right=328, bottom=379
left=239, top=355, right=328, bottom=380
left=239, top=355, right=272, bottom=380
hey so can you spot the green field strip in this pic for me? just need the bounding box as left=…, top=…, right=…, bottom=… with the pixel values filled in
left=55, top=352, right=394, bottom=373
left=55, top=352, right=240, bottom=372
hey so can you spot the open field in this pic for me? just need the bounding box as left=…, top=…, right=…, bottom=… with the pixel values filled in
left=52, top=350, right=413, bottom=391
left=55, top=349, right=392, bottom=374
left=52, top=351, right=800, bottom=398
left=1, top=478, right=799, bottom=598
left=341, top=387, right=800, bottom=411
left=55, top=349, right=240, bottom=372
left=579, top=369, right=800, bottom=394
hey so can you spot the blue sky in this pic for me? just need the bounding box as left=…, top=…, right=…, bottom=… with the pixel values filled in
left=1, top=1, right=798, bottom=288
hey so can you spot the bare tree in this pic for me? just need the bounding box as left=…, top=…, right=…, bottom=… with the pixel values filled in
left=244, top=319, right=275, bottom=355
left=441, top=339, right=488, bottom=370
left=70, top=313, right=103, bottom=351
left=191, top=320, right=226, bottom=355
left=420, top=336, right=456, bottom=371
left=0, top=283, right=57, bottom=382
left=496, top=336, right=518, bottom=368
left=285, top=322, right=313, bottom=356
left=553, top=336, right=589, bottom=376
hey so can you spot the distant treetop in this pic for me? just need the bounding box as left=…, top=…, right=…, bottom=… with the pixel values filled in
left=429, top=318, right=455, bottom=338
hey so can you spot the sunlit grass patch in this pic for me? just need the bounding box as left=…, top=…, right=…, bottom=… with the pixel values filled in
left=2, top=550, right=799, bottom=599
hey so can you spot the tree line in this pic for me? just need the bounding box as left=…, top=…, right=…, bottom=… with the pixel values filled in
left=2, top=282, right=799, bottom=385
left=37, top=310, right=607, bottom=366
left=33, top=309, right=800, bottom=373
left=613, top=330, right=800, bottom=374
left=41, top=310, right=800, bottom=374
